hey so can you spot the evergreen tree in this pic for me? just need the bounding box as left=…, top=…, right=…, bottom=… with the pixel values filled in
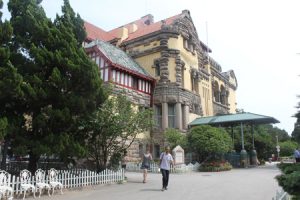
left=0, top=0, right=29, bottom=168
left=54, top=0, right=86, bottom=46
left=7, top=0, right=104, bottom=172
left=292, top=98, right=300, bottom=144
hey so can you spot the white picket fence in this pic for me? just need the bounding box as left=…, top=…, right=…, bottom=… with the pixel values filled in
left=126, top=162, right=200, bottom=173
left=6, top=168, right=125, bottom=196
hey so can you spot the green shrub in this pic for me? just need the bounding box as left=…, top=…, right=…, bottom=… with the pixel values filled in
left=276, top=163, right=300, bottom=199
left=199, top=161, right=232, bottom=172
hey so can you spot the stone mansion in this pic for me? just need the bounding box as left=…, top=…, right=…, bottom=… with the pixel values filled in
left=83, top=10, right=238, bottom=161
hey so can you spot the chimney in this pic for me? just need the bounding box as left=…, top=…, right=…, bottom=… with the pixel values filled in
left=129, top=23, right=138, bottom=33
left=117, top=26, right=128, bottom=42
left=141, top=14, right=154, bottom=25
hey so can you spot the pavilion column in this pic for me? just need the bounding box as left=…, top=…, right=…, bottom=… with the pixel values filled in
left=231, top=125, right=235, bottom=151
left=240, top=122, right=248, bottom=168
left=175, top=103, right=182, bottom=130
left=250, top=124, right=258, bottom=165
left=182, top=105, right=189, bottom=130
left=162, top=102, right=168, bottom=130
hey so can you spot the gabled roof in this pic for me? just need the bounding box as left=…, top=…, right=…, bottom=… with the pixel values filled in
left=84, top=21, right=115, bottom=42
left=189, top=112, right=279, bottom=127
left=123, top=14, right=180, bottom=42
left=85, top=40, right=152, bottom=78
left=84, top=14, right=180, bottom=43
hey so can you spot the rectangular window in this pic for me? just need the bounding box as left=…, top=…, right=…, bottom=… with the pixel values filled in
left=100, top=69, right=104, bottom=80
left=116, top=71, right=120, bottom=83
left=145, top=82, right=149, bottom=93
left=96, top=56, right=100, bottom=66
left=100, top=57, right=104, bottom=68
left=155, top=63, right=160, bottom=76
left=120, top=72, right=124, bottom=85
left=168, top=104, right=176, bottom=128
left=128, top=75, right=132, bottom=87
left=104, top=68, right=109, bottom=81
left=112, top=70, right=116, bottom=82
left=124, top=74, right=128, bottom=86
left=138, top=79, right=142, bottom=90
left=132, top=77, right=138, bottom=90
left=155, top=104, right=162, bottom=128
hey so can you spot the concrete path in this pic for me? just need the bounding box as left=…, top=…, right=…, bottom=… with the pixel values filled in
left=23, top=162, right=281, bottom=200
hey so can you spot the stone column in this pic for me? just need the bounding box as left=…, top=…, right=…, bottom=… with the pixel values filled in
left=182, top=105, right=189, bottom=130
left=175, top=103, right=182, bottom=130
left=162, top=102, right=168, bottom=130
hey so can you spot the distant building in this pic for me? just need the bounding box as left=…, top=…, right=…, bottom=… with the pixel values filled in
left=84, top=10, right=238, bottom=160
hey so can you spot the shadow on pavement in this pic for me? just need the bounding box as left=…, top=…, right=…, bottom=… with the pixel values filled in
left=140, top=188, right=162, bottom=192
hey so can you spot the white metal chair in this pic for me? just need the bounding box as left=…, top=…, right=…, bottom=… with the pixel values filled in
left=0, top=170, right=13, bottom=200
left=35, top=169, right=50, bottom=198
left=20, top=169, right=36, bottom=200
left=48, top=168, right=63, bottom=195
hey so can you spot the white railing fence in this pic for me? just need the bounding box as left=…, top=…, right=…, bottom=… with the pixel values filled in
left=7, top=168, right=124, bottom=197
left=126, top=162, right=200, bottom=173
left=272, top=189, right=290, bottom=200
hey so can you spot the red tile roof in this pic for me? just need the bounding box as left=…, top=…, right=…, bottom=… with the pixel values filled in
left=84, top=13, right=181, bottom=43
left=124, top=14, right=180, bottom=42
left=84, top=21, right=115, bottom=42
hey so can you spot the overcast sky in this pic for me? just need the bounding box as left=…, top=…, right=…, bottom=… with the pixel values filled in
left=2, top=0, right=300, bottom=134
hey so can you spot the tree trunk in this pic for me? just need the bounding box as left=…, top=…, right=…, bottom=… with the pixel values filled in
left=1, top=139, right=9, bottom=170
left=28, top=152, right=39, bottom=174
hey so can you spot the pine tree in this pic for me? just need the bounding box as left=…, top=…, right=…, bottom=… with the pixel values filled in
left=292, top=97, right=300, bottom=144
left=7, top=0, right=105, bottom=172
left=0, top=0, right=28, bottom=168
left=55, top=0, right=86, bottom=46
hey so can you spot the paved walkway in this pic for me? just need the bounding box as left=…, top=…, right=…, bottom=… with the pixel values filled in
left=23, top=163, right=281, bottom=200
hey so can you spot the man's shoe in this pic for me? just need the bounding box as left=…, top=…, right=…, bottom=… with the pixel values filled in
left=161, top=187, right=165, bottom=191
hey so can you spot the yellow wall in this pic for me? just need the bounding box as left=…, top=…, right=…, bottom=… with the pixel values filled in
left=199, top=80, right=213, bottom=116
left=169, top=36, right=198, bottom=91
left=228, top=87, right=237, bottom=113
left=189, top=113, right=200, bottom=124
left=129, top=40, right=160, bottom=52
left=135, top=52, right=161, bottom=79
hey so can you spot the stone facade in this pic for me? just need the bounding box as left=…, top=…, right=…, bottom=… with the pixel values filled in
left=84, top=9, right=238, bottom=160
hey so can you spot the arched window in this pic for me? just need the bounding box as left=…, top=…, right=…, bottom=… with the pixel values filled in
left=213, top=81, right=220, bottom=102
left=220, top=85, right=226, bottom=105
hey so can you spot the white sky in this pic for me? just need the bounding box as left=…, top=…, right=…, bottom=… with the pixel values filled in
left=2, top=0, right=300, bottom=134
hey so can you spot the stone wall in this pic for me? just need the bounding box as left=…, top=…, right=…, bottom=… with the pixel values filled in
left=111, top=84, right=151, bottom=107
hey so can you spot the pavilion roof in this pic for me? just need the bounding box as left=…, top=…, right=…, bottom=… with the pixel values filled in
left=189, top=112, right=280, bottom=127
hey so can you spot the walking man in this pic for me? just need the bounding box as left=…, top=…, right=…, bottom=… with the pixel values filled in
left=159, top=146, right=174, bottom=191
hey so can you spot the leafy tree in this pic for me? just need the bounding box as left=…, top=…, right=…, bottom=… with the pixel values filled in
left=82, top=93, right=153, bottom=172
left=187, top=125, right=232, bottom=162
left=7, top=0, right=104, bottom=172
left=279, top=140, right=299, bottom=157
left=164, top=128, right=187, bottom=150
left=229, top=124, right=288, bottom=160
